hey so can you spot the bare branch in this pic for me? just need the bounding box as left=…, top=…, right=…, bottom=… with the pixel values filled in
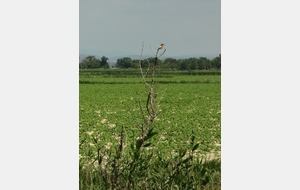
left=138, top=42, right=148, bottom=85
left=158, top=48, right=166, bottom=58
left=150, top=44, right=155, bottom=57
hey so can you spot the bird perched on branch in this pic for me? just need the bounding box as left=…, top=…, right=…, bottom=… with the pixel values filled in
left=158, top=44, right=165, bottom=49
left=154, top=43, right=166, bottom=66
left=158, top=43, right=165, bottom=50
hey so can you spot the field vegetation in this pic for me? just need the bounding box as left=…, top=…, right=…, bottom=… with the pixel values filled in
left=79, top=67, right=221, bottom=189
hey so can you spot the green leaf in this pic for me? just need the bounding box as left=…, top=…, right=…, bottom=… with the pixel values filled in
left=192, top=143, right=199, bottom=151
left=143, top=143, right=152, bottom=147
left=191, top=134, right=195, bottom=144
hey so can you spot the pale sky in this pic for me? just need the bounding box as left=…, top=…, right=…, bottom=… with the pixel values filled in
left=80, top=0, right=220, bottom=59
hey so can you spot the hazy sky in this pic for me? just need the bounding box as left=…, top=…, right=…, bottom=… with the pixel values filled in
left=80, top=0, right=220, bottom=58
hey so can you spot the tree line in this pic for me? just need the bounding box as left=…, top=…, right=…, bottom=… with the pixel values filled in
left=80, top=54, right=221, bottom=70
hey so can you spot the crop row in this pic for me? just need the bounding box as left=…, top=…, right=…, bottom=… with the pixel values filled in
left=79, top=68, right=221, bottom=77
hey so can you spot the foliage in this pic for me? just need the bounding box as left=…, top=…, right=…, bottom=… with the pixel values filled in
left=80, top=55, right=110, bottom=69
left=79, top=54, right=221, bottom=70
left=113, top=55, right=221, bottom=70
left=211, top=54, right=221, bottom=69
left=115, top=57, right=134, bottom=68
left=79, top=134, right=221, bottom=190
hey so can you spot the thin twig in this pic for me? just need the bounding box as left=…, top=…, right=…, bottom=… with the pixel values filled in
left=150, top=44, right=155, bottom=57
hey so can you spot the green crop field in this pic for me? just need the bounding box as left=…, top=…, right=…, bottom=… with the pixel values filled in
left=79, top=69, right=221, bottom=189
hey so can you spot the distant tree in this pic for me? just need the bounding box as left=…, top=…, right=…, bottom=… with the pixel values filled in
left=100, top=56, right=110, bottom=68
left=132, top=59, right=148, bottom=68
left=211, top=54, right=221, bottom=69
left=198, top=57, right=210, bottom=70
left=186, top=58, right=198, bottom=70
left=79, top=56, right=100, bottom=69
left=162, top=58, right=177, bottom=69
left=115, top=57, right=133, bottom=68
left=79, top=55, right=109, bottom=69
left=177, top=59, right=188, bottom=70
left=147, top=57, right=162, bottom=66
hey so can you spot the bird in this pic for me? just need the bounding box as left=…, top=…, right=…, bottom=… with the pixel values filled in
left=158, top=43, right=164, bottom=50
